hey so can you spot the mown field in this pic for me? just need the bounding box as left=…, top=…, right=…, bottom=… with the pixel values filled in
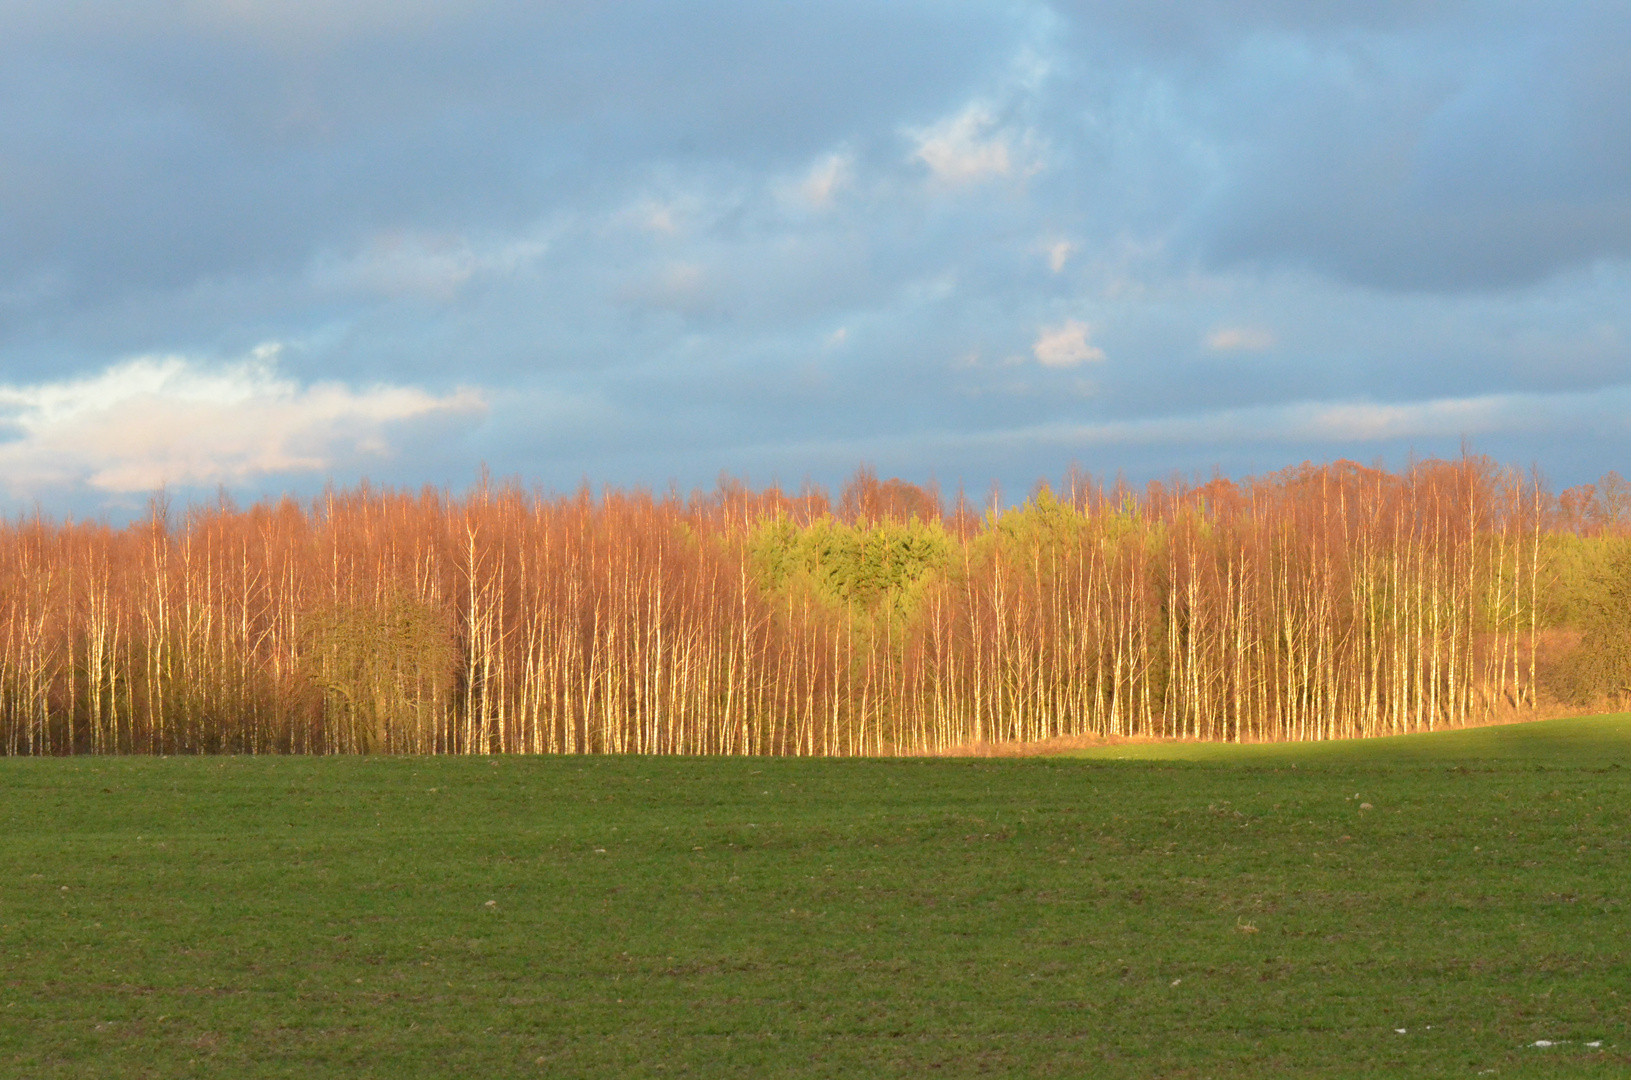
left=2, top=717, right=1629, bottom=1078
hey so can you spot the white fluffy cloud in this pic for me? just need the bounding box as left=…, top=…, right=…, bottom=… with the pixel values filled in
left=1032, top=319, right=1106, bottom=367
left=911, top=103, right=1039, bottom=184
left=0, top=347, right=484, bottom=495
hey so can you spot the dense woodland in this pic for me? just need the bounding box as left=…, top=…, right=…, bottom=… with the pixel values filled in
left=1, top=456, right=1628, bottom=756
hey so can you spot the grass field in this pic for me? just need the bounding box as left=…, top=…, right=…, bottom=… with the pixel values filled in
left=2, top=717, right=1628, bottom=1077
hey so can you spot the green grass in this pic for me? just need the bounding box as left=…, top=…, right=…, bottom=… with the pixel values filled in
left=1067, top=712, right=1631, bottom=764
left=1, top=716, right=1628, bottom=1078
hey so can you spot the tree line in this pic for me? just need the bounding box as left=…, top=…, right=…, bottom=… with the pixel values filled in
left=0, top=455, right=1621, bottom=756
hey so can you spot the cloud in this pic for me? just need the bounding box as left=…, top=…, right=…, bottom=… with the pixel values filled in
left=910, top=102, right=1039, bottom=184
left=1032, top=320, right=1106, bottom=367
left=181, top=0, right=454, bottom=40
left=1050, top=1, right=1456, bottom=54
left=1173, top=6, right=1631, bottom=290
left=745, top=384, right=1624, bottom=468
left=0, top=0, right=461, bottom=47
left=1205, top=326, right=1276, bottom=351
left=617, top=261, right=712, bottom=315
left=5, top=0, right=1631, bottom=510
left=969, top=387, right=1602, bottom=451
left=796, top=153, right=852, bottom=208
left=621, top=196, right=694, bottom=238
left=311, top=231, right=546, bottom=300
left=0, top=347, right=484, bottom=495
left=1047, top=240, right=1076, bottom=273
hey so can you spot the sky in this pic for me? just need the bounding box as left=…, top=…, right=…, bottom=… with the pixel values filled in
left=2, top=0, right=1630, bottom=515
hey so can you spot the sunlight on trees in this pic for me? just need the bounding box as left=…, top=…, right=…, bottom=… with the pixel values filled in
left=0, top=456, right=1620, bottom=755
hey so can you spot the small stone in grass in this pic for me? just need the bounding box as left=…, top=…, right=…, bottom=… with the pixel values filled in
left=1360, top=803, right=1374, bottom=810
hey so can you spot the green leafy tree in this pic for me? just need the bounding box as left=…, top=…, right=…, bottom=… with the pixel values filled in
left=302, top=590, right=455, bottom=753
left=749, top=515, right=953, bottom=620
left=1547, top=538, right=1631, bottom=705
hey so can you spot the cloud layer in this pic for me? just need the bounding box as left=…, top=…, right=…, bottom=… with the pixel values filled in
left=1034, top=321, right=1105, bottom=367
left=1, top=1, right=1629, bottom=510
left=0, top=349, right=483, bottom=497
